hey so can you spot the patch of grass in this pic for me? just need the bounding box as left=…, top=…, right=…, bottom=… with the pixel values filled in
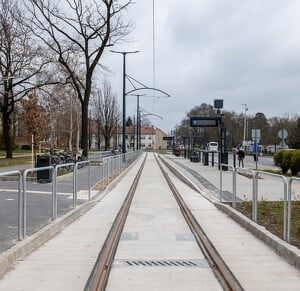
left=0, top=156, right=32, bottom=168
left=236, top=200, right=300, bottom=249
left=0, top=149, right=31, bottom=156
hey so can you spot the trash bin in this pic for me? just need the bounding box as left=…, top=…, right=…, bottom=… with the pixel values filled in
left=203, top=152, right=209, bottom=166
left=194, top=152, right=199, bottom=163
left=36, top=155, right=52, bottom=183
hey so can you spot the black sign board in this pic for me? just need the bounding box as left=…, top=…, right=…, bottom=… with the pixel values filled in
left=190, top=117, right=219, bottom=127
left=163, top=136, right=174, bottom=140
left=214, top=99, right=223, bottom=109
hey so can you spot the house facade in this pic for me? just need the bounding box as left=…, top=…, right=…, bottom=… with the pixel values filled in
left=89, top=125, right=168, bottom=151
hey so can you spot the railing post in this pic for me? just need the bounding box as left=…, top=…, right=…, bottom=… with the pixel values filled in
left=107, top=157, right=110, bottom=185
left=252, top=171, right=258, bottom=223
left=73, top=164, right=77, bottom=207
left=282, top=176, right=288, bottom=242
left=102, top=157, right=105, bottom=190
left=88, top=162, right=91, bottom=201
left=22, top=171, right=27, bottom=238
left=219, top=164, right=223, bottom=202
left=287, top=178, right=292, bottom=244
left=0, top=171, right=23, bottom=240
left=52, top=167, right=57, bottom=219
left=17, top=172, right=22, bottom=240
left=232, top=166, right=236, bottom=208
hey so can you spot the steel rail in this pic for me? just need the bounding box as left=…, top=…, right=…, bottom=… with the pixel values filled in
left=156, top=155, right=244, bottom=291
left=84, top=154, right=147, bottom=291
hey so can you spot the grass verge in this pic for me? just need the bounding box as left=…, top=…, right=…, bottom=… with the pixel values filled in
left=236, top=201, right=300, bottom=249
left=0, top=156, right=32, bottom=168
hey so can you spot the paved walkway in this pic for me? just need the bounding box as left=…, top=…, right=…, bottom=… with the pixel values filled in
left=165, top=154, right=300, bottom=202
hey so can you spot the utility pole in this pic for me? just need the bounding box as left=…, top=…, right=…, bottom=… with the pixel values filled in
left=110, top=50, right=139, bottom=154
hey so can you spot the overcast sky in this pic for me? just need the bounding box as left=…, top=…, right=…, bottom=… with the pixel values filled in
left=102, top=0, right=300, bottom=134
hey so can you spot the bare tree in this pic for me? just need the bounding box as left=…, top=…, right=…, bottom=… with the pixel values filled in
left=24, top=0, right=133, bottom=157
left=40, top=82, right=81, bottom=153
left=21, top=91, right=47, bottom=161
left=0, top=0, right=53, bottom=158
left=91, top=80, right=120, bottom=150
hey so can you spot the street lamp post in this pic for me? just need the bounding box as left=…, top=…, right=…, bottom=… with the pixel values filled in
left=242, top=104, right=248, bottom=146
left=129, top=94, right=146, bottom=150
left=110, top=50, right=139, bottom=154
left=137, top=95, right=140, bottom=150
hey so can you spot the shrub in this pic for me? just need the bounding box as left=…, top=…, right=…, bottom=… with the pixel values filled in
left=291, top=150, right=300, bottom=176
left=274, top=150, right=294, bottom=174
left=282, top=150, right=294, bottom=174
left=274, top=151, right=284, bottom=167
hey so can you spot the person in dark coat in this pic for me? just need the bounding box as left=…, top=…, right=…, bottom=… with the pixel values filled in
left=237, top=147, right=245, bottom=167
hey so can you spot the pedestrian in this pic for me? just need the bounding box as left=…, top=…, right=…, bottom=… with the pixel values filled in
left=237, top=147, right=245, bottom=167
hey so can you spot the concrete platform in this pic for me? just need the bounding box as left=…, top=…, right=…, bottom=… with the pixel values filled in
left=0, top=153, right=300, bottom=290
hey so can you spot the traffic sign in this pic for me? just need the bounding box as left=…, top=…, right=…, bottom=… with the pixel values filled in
left=278, top=128, right=288, bottom=148
left=252, top=129, right=261, bottom=140
left=278, top=128, right=288, bottom=139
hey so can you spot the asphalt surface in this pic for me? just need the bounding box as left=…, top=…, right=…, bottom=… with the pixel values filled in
left=0, top=164, right=104, bottom=253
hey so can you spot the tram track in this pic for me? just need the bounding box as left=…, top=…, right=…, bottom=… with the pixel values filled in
left=85, top=154, right=148, bottom=291
left=85, top=153, right=243, bottom=291
left=157, top=155, right=243, bottom=291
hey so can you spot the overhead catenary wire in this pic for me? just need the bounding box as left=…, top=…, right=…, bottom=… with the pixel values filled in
left=152, top=0, right=156, bottom=111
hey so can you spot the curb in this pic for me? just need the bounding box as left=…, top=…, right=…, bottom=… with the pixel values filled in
left=215, top=203, right=300, bottom=270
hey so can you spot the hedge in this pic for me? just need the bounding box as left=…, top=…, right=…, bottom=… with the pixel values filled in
left=274, top=150, right=300, bottom=175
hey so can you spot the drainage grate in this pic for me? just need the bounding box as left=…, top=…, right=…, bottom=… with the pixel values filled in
left=114, top=259, right=209, bottom=268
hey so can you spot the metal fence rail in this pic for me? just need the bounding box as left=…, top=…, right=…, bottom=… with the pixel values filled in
left=219, top=163, right=296, bottom=243
left=0, top=171, right=23, bottom=240
left=0, top=150, right=142, bottom=245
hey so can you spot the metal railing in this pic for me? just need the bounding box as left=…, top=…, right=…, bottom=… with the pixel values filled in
left=0, top=170, right=23, bottom=240
left=0, top=150, right=142, bottom=244
left=219, top=163, right=294, bottom=243
left=287, top=177, right=300, bottom=243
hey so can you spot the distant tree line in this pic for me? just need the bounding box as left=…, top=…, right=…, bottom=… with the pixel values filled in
left=176, top=103, right=300, bottom=149
left=14, top=79, right=121, bottom=155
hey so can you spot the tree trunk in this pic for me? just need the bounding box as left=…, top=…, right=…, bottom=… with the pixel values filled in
left=97, top=124, right=101, bottom=151
left=2, top=111, right=13, bottom=159
left=81, top=102, right=88, bottom=157
left=81, top=85, right=91, bottom=158
left=104, top=136, right=109, bottom=151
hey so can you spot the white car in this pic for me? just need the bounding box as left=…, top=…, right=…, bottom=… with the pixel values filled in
left=208, top=142, right=218, bottom=152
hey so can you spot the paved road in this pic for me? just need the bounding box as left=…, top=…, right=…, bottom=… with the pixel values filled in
left=0, top=165, right=104, bottom=253
left=205, top=152, right=280, bottom=170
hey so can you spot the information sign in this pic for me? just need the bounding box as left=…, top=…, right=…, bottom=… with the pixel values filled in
left=163, top=136, right=174, bottom=141
left=190, top=117, right=219, bottom=127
